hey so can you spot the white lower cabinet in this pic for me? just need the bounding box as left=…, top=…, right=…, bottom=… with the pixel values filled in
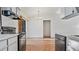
left=0, top=40, right=7, bottom=51
left=0, top=36, right=18, bottom=51
left=8, top=36, right=17, bottom=51
left=67, top=36, right=79, bottom=51
left=8, top=42, right=17, bottom=51
left=8, top=36, right=17, bottom=45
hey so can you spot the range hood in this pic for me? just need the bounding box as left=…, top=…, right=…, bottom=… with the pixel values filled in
left=62, top=7, right=79, bottom=19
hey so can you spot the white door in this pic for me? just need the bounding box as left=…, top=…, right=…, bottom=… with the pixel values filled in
left=43, top=20, right=51, bottom=38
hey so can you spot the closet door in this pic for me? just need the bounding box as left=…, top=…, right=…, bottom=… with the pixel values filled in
left=43, top=20, right=51, bottom=38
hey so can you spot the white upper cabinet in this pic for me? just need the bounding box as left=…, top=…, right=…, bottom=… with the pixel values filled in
left=64, top=7, right=77, bottom=16
left=11, top=7, right=17, bottom=14
left=16, top=7, right=21, bottom=16
left=2, top=7, right=12, bottom=10
left=11, top=7, right=21, bottom=16
left=2, top=7, right=21, bottom=16
left=65, top=7, right=73, bottom=16
left=62, top=7, right=79, bottom=19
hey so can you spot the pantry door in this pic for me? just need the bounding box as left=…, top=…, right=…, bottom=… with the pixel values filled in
left=43, top=20, right=51, bottom=38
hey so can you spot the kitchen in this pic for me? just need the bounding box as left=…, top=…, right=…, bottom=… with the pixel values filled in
left=0, top=7, right=79, bottom=51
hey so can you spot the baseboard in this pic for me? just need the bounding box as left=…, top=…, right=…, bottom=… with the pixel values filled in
left=26, top=37, right=55, bottom=40
left=26, top=37, right=43, bottom=39
left=51, top=37, right=55, bottom=39
left=44, top=36, right=50, bottom=38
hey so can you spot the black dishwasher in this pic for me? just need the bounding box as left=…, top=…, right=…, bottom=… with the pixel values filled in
left=18, top=32, right=26, bottom=51
left=55, top=34, right=66, bottom=51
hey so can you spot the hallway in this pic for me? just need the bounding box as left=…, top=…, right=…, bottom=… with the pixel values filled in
left=26, top=38, right=55, bottom=51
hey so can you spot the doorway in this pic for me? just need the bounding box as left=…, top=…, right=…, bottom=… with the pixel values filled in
left=43, top=20, right=51, bottom=38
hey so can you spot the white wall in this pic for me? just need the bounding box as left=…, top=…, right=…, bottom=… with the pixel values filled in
left=54, top=8, right=79, bottom=36
left=26, top=17, right=55, bottom=39
left=27, top=18, right=43, bottom=38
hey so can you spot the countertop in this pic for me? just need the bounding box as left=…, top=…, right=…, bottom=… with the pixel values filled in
left=0, top=34, right=19, bottom=41
left=68, top=35, right=79, bottom=42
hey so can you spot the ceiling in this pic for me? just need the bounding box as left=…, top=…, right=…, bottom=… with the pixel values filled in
left=21, top=7, right=61, bottom=19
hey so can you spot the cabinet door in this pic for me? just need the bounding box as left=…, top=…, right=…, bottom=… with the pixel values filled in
left=8, top=36, right=17, bottom=51
left=8, top=42, right=17, bottom=51
left=64, top=7, right=73, bottom=16
left=0, top=40, right=7, bottom=51
left=8, top=36, right=17, bottom=45
left=2, top=7, right=11, bottom=10
left=16, top=7, right=21, bottom=16
left=11, top=7, right=17, bottom=14
left=68, top=39, right=79, bottom=51
left=64, top=7, right=77, bottom=16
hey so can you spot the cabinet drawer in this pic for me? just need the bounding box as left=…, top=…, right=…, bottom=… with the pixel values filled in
left=8, top=36, right=17, bottom=45
left=8, top=41, right=17, bottom=51
left=0, top=40, right=7, bottom=51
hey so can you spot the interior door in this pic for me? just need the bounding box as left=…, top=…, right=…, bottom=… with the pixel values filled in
left=43, top=20, right=51, bottom=38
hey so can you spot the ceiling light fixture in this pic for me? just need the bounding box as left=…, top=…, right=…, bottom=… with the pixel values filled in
left=36, top=8, right=42, bottom=20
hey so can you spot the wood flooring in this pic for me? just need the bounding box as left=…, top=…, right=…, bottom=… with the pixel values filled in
left=26, top=38, right=55, bottom=51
